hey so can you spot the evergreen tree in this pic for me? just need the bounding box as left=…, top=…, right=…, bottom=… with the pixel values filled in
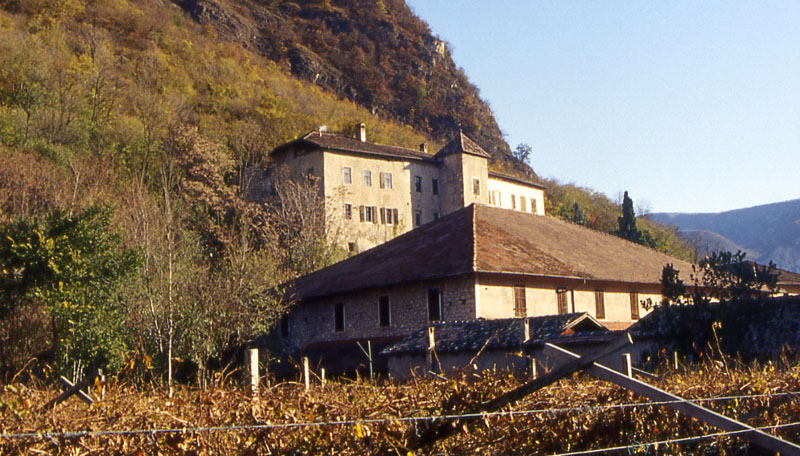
left=571, top=202, right=586, bottom=226
left=617, top=191, right=640, bottom=242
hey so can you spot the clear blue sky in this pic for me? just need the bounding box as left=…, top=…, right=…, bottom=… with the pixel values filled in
left=405, top=1, right=800, bottom=213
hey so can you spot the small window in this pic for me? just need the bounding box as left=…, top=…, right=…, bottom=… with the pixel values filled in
left=280, top=314, right=289, bottom=338
left=343, top=167, right=351, bottom=184
left=513, top=285, right=526, bottom=317
left=520, top=197, right=527, bottom=212
left=385, top=208, right=394, bottom=224
left=531, top=199, right=537, bottom=214
left=334, top=302, right=345, bottom=332
left=378, top=296, right=391, bottom=327
left=344, top=203, right=352, bottom=220
left=380, top=172, right=392, bottom=189
left=428, top=288, right=442, bottom=322
left=433, top=212, right=439, bottom=220
left=414, top=176, right=422, bottom=192
left=630, top=292, right=640, bottom=320
left=472, top=178, right=480, bottom=196
left=556, top=288, right=569, bottom=314
left=414, top=210, right=422, bottom=227
left=361, top=205, right=376, bottom=223
left=432, top=179, right=439, bottom=195
left=363, top=170, right=372, bottom=186
left=511, top=195, right=516, bottom=210
left=348, top=242, right=357, bottom=253
left=595, top=290, right=606, bottom=319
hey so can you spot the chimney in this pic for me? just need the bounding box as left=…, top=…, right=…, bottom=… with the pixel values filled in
left=522, top=319, right=530, bottom=343
left=419, top=143, right=428, bottom=153
left=357, top=123, right=366, bottom=142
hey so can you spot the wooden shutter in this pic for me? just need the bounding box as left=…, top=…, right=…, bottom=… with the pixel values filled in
left=393, top=209, right=399, bottom=224
left=380, top=208, right=386, bottom=224
left=359, top=205, right=365, bottom=222
left=630, top=292, right=640, bottom=320
left=372, top=206, right=378, bottom=224
left=557, top=289, right=568, bottom=314
left=595, top=290, right=605, bottom=319
left=379, top=172, right=385, bottom=189
left=513, top=285, right=526, bottom=317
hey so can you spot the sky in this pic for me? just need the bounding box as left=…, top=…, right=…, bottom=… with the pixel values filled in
left=404, top=1, right=800, bottom=214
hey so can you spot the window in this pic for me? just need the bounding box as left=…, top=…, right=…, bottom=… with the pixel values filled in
left=513, top=285, right=526, bottom=317
left=414, top=210, right=422, bottom=227
left=630, top=292, right=640, bottom=320
left=348, top=242, right=357, bottom=253
left=344, top=203, right=352, bottom=220
left=378, top=296, right=391, bottom=327
left=472, top=178, right=480, bottom=196
left=414, top=176, right=422, bottom=192
left=383, top=207, right=394, bottom=224
left=360, top=206, right=377, bottom=223
left=380, top=172, right=392, bottom=189
left=531, top=199, right=537, bottom=214
left=511, top=195, right=516, bottom=210
left=490, top=190, right=501, bottom=206
left=342, top=167, right=351, bottom=184
left=520, top=197, right=527, bottom=212
left=595, top=290, right=606, bottom=319
left=334, top=302, right=345, bottom=332
left=428, top=288, right=442, bottom=322
left=363, top=170, right=372, bottom=186
left=432, top=179, right=439, bottom=195
left=557, top=288, right=569, bottom=314
left=433, top=212, right=439, bottom=220
left=280, top=314, right=289, bottom=338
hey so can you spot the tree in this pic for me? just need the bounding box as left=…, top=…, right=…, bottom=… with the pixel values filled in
left=571, top=202, right=586, bottom=226
left=617, top=191, right=639, bottom=242
left=0, top=207, right=141, bottom=376
left=513, top=143, right=532, bottom=164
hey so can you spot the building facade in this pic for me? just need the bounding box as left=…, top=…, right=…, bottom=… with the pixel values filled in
left=263, top=125, right=545, bottom=252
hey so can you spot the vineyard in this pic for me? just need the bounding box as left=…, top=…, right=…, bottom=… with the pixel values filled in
left=2, top=353, right=800, bottom=455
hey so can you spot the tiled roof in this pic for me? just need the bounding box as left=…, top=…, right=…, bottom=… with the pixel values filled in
left=273, top=131, right=436, bottom=162
left=381, top=313, right=608, bottom=356
left=488, top=171, right=546, bottom=190
left=287, top=204, right=695, bottom=301
left=434, top=132, right=491, bottom=158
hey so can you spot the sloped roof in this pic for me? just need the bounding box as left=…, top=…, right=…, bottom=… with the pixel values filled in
left=488, top=170, right=546, bottom=190
left=273, top=131, right=436, bottom=162
left=382, top=313, right=608, bottom=356
left=434, top=131, right=491, bottom=159
left=287, top=204, right=695, bottom=301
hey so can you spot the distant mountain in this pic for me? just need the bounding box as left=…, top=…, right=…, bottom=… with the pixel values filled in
left=648, top=199, right=800, bottom=273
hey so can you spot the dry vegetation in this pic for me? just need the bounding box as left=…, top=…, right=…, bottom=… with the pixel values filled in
left=3, top=356, right=800, bottom=455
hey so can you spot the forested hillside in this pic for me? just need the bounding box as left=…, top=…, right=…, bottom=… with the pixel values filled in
left=0, top=0, right=690, bottom=382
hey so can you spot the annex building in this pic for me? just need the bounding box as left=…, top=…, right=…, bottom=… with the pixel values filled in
left=281, top=203, right=697, bottom=356
left=262, top=124, right=545, bottom=252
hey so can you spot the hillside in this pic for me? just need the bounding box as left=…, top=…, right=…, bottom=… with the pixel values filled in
left=649, top=198, right=800, bottom=272
left=177, top=0, right=535, bottom=178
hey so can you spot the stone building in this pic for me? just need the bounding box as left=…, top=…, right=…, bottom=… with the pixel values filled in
left=280, top=203, right=697, bottom=360
left=263, top=124, right=545, bottom=252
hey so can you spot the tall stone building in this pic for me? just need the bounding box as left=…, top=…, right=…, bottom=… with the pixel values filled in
left=262, top=124, right=545, bottom=252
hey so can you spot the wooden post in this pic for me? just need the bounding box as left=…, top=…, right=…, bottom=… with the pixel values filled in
left=621, top=353, right=632, bottom=377
left=246, top=348, right=259, bottom=399
left=530, top=358, right=537, bottom=379
left=544, top=343, right=800, bottom=455
left=303, top=357, right=310, bottom=391
left=45, top=369, right=101, bottom=409
left=674, top=351, right=679, bottom=370
left=367, top=340, right=373, bottom=381
left=321, top=368, right=326, bottom=387
left=426, top=326, right=436, bottom=372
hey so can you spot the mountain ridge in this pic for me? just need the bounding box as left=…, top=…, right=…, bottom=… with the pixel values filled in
left=649, top=198, right=800, bottom=273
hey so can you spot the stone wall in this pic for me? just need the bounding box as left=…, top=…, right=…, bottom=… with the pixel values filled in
left=285, top=275, right=476, bottom=351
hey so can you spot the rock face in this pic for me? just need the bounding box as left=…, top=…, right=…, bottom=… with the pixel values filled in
left=177, top=0, right=535, bottom=180
left=649, top=198, right=800, bottom=273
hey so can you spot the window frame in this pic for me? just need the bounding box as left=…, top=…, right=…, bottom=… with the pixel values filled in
left=427, top=288, right=442, bottom=322
left=472, top=178, right=481, bottom=196
left=378, top=296, right=391, bottom=327
left=414, top=210, right=422, bottom=227
left=513, top=285, right=526, bottom=317
left=343, top=166, right=352, bottom=184
left=414, top=175, right=422, bottom=192
left=334, top=302, right=345, bottom=332
left=363, top=170, right=372, bottom=187
left=556, top=288, right=569, bottom=314
left=432, top=178, right=439, bottom=195
left=630, top=292, right=640, bottom=320
left=380, top=172, right=392, bottom=189
left=344, top=203, right=352, bottom=220
left=594, top=290, right=606, bottom=320
left=520, top=196, right=527, bottom=212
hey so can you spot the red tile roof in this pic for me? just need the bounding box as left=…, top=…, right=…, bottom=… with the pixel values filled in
left=434, top=131, right=491, bottom=158
left=288, top=204, right=695, bottom=301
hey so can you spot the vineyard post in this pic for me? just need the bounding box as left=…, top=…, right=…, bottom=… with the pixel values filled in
left=426, top=326, right=435, bottom=372
left=621, top=353, right=632, bottom=377
left=303, top=357, right=310, bottom=391
left=246, top=348, right=259, bottom=400
left=368, top=340, right=373, bottom=381
left=321, top=368, right=326, bottom=387
left=530, top=358, right=537, bottom=379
